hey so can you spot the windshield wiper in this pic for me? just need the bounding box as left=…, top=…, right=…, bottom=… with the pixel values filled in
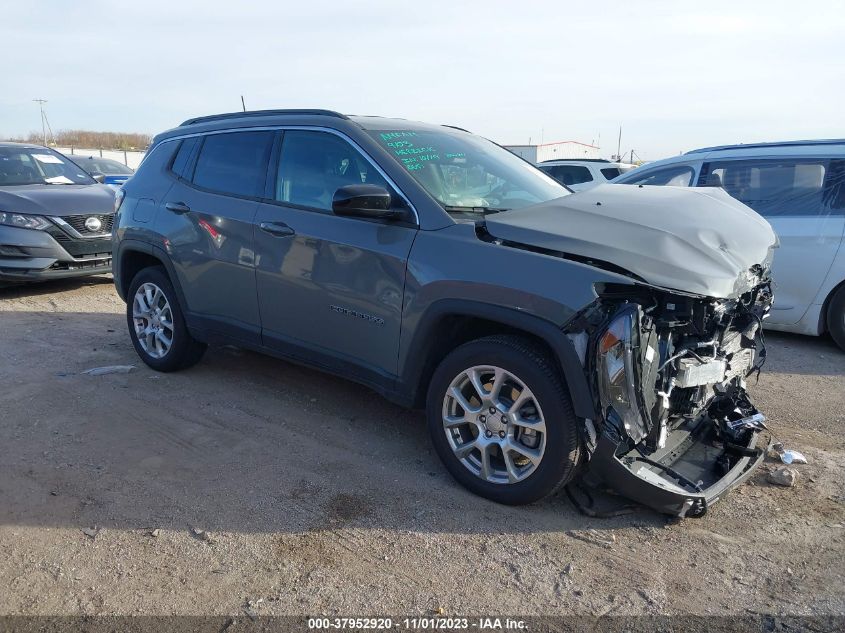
left=443, top=206, right=511, bottom=215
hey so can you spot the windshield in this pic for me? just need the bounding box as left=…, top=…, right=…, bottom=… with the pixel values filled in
left=71, top=156, right=134, bottom=175
left=367, top=128, right=568, bottom=213
left=0, top=147, right=95, bottom=186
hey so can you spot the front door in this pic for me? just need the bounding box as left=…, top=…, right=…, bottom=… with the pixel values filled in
left=253, top=130, right=418, bottom=381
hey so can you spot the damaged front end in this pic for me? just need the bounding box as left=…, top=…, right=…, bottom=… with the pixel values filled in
left=570, top=272, right=774, bottom=518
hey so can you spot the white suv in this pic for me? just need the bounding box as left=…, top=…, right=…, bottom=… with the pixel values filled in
left=537, top=159, right=635, bottom=192
left=613, top=139, right=845, bottom=350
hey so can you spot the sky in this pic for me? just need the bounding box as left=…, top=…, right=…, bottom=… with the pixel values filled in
left=1, top=0, right=842, bottom=161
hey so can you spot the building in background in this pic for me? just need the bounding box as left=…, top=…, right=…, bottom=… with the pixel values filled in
left=503, top=140, right=600, bottom=163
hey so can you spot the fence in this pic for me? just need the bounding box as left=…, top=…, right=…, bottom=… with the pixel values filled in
left=56, top=147, right=146, bottom=170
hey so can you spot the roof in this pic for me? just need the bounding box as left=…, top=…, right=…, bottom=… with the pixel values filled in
left=504, top=140, right=600, bottom=149
left=0, top=141, right=45, bottom=149
left=686, top=139, right=845, bottom=155
left=540, top=158, right=611, bottom=164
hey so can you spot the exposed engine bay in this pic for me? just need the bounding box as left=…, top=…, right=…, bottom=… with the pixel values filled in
left=568, top=271, right=774, bottom=517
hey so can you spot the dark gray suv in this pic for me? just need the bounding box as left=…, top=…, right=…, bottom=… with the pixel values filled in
left=114, top=110, right=778, bottom=517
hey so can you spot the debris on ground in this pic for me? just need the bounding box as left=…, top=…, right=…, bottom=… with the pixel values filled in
left=81, top=365, right=135, bottom=376
left=768, top=466, right=799, bottom=487
left=148, top=528, right=160, bottom=538
left=771, top=442, right=809, bottom=464
left=566, top=529, right=616, bottom=549
left=243, top=598, right=263, bottom=621
left=82, top=527, right=101, bottom=539
left=190, top=527, right=214, bottom=544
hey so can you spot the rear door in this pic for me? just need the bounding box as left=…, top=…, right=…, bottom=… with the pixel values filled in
left=158, top=130, right=274, bottom=343
left=253, top=129, right=418, bottom=381
left=699, top=158, right=845, bottom=325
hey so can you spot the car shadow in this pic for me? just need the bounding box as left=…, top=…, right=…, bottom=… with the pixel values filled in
left=0, top=274, right=114, bottom=300
left=0, top=309, right=664, bottom=536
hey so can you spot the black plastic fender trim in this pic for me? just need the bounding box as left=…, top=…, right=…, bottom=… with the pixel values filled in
left=399, top=299, right=597, bottom=419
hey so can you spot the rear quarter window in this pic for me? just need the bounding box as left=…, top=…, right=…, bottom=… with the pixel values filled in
left=169, top=137, right=200, bottom=180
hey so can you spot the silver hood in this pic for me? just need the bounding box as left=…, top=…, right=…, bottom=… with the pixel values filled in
left=484, top=184, right=778, bottom=299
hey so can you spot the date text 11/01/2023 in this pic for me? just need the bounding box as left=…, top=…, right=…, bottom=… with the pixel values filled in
left=307, top=617, right=528, bottom=630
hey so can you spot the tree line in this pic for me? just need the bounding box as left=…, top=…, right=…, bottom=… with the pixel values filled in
left=5, top=130, right=152, bottom=151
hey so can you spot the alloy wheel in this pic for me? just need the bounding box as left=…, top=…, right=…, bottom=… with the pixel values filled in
left=442, top=365, right=547, bottom=484
left=132, top=282, right=174, bottom=359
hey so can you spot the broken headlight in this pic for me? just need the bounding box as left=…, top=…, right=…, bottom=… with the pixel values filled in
left=596, top=305, right=648, bottom=444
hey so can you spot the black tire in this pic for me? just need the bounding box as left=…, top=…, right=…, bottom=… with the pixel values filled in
left=126, top=266, right=206, bottom=371
left=426, top=334, right=582, bottom=505
left=827, top=284, right=845, bottom=352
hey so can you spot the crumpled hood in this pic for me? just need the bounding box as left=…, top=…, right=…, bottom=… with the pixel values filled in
left=0, top=184, right=115, bottom=217
left=484, top=184, right=778, bottom=299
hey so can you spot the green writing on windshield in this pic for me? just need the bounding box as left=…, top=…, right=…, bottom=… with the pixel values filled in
left=381, top=131, right=456, bottom=174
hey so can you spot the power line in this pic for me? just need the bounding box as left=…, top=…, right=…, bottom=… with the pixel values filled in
left=33, top=98, right=48, bottom=145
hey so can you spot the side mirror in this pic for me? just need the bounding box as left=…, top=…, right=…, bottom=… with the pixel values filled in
left=92, top=173, right=106, bottom=184
left=332, top=184, right=396, bottom=219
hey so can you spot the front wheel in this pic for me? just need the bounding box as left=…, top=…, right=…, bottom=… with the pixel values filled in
left=426, top=335, right=582, bottom=505
left=126, top=266, right=206, bottom=371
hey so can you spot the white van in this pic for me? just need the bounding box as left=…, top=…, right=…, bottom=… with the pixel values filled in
left=613, top=140, right=845, bottom=350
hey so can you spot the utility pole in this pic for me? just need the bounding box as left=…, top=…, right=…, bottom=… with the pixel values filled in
left=616, top=126, right=622, bottom=162
left=33, top=98, right=48, bottom=145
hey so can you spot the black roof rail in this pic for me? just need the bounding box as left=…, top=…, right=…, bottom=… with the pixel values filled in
left=180, top=109, right=348, bottom=127
left=686, top=139, right=845, bottom=154
left=442, top=124, right=471, bottom=133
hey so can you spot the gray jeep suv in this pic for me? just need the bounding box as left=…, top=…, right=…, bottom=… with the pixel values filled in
left=114, top=110, right=777, bottom=517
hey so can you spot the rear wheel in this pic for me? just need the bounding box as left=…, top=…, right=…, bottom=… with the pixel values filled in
left=827, top=284, right=845, bottom=352
left=126, top=266, right=206, bottom=371
left=426, top=335, right=581, bottom=505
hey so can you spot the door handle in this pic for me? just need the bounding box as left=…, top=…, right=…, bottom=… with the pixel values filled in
left=165, top=201, right=191, bottom=214
left=260, top=221, right=295, bottom=237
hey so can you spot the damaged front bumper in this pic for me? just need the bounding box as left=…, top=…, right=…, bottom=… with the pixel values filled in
left=589, top=414, right=765, bottom=518
left=572, top=275, right=773, bottom=517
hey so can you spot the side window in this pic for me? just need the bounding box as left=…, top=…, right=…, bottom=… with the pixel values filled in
left=275, top=131, right=392, bottom=211
left=600, top=167, right=622, bottom=180
left=549, top=165, right=593, bottom=186
left=170, top=137, right=200, bottom=180
left=192, top=131, right=274, bottom=197
left=628, top=166, right=694, bottom=187
left=704, top=160, right=828, bottom=217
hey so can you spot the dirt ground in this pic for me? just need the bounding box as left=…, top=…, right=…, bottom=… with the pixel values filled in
left=1, top=275, right=844, bottom=619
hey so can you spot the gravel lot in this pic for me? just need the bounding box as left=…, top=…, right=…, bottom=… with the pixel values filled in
left=1, top=276, right=844, bottom=618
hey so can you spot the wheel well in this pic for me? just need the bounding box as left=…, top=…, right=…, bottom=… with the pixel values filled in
left=411, top=315, right=562, bottom=408
left=119, top=250, right=165, bottom=298
left=820, top=277, right=845, bottom=334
